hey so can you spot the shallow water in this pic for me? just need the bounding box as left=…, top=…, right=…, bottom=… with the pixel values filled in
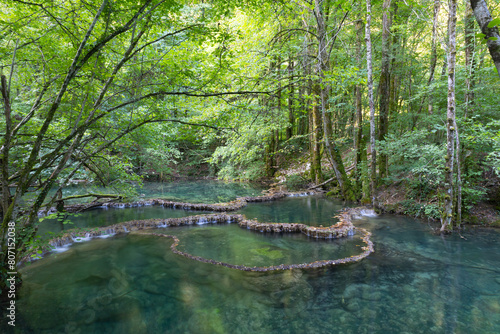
left=139, top=180, right=265, bottom=203
left=37, top=180, right=265, bottom=238
left=37, top=206, right=205, bottom=238
left=4, top=194, right=500, bottom=333
left=238, top=194, right=346, bottom=226
left=161, top=224, right=362, bottom=267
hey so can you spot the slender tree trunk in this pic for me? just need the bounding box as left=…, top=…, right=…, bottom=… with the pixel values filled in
left=377, top=0, right=392, bottom=179
left=286, top=58, right=294, bottom=140
left=470, top=0, right=500, bottom=77
left=297, top=85, right=307, bottom=137
left=366, top=0, right=376, bottom=205
left=354, top=19, right=365, bottom=196
left=454, top=117, right=462, bottom=227
left=429, top=0, right=441, bottom=114
left=0, top=75, right=13, bottom=241
left=465, top=1, right=476, bottom=116
left=311, top=100, right=323, bottom=184
left=441, top=0, right=458, bottom=232
left=302, top=16, right=322, bottom=183
left=313, top=0, right=352, bottom=199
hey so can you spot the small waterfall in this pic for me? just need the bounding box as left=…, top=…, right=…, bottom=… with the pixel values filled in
left=197, top=217, right=209, bottom=225
left=72, top=233, right=92, bottom=243
left=97, top=229, right=116, bottom=238
left=359, top=209, right=377, bottom=217
left=51, top=244, right=72, bottom=253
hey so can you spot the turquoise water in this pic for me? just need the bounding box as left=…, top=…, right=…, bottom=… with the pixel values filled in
left=161, top=224, right=362, bottom=267
left=36, top=180, right=266, bottom=238
left=3, top=189, right=500, bottom=333
left=139, top=180, right=266, bottom=203
left=37, top=207, right=204, bottom=238
left=23, top=180, right=265, bottom=205
left=238, top=194, right=346, bottom=226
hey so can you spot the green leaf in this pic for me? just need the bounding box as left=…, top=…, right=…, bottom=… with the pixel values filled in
left=476, top=33, right=486, bottom=39
left=488, top=37, right=498, bottom=41
left=487, top=18, right=500, bottom=28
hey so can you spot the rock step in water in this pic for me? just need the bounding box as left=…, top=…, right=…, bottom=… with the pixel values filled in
left=23, top=206, right=374, bottom=272
left=38, top=190, right=320, bottom=216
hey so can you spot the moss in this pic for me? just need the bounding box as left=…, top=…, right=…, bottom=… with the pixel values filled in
left=384, top=204, right=398, bottom=213
left=251, top=247, right=284, bottom=260
left=360, top=198, right=371, bottom=205
left=326, top=187, right=340, bottom=198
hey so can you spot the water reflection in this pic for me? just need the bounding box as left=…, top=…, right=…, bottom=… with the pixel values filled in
left=5, top=197, right=500, bottom=333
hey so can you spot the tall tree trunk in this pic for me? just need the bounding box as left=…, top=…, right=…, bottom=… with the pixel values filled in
left=313, top=0, right=352, bottom=199
left=465, top=1, right=476, bottom=116
left=286, top=58, right=294, bottom=140
left=366, top=0, right=377, bottom=205
left=297, top=84, right=308, bottom=137
left=441, top=0, right=458, bottom=232
left=354, top=19, right=365, bottom=196
left=470, top=0, right=500, bottom=77
left=377, top=0, right=392, bottom=179
left=265, top=129, right=276, bottom=177
left=454, top=117, right=462, bottom=227
left=428, top=0, right=441, bottom=114
left=311, top=100, right=323, bottom=184
left=302, top=16, right=322, bottom=183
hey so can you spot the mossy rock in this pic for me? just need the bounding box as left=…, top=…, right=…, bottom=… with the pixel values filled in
left=326, top=187, right=340, bottom=197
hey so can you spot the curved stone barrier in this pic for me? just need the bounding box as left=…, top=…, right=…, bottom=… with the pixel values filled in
left=23, top=206, right=374, bottom=271
left=39, top=190, right=320, bottom=215
left=140, top=227, right=373, bottom=272
left=240, top=210, right=355, bottom=238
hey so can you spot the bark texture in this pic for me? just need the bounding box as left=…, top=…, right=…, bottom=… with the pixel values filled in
left=470, top=0, right=500, bottom=77
left=377, top=0, right=392, bottom=179
left=441, top=0, right=458, bottom=232
left=366, top=0, right=376, bottom=205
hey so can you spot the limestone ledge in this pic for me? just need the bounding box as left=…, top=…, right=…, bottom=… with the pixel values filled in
left=23, top=206, right=374, bottom=271
left=142, top=227, right=373, bottom=272
left=38, top=190, right=319, bottom=216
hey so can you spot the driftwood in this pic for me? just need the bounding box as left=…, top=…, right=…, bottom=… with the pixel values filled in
left=309, top=177, right=336, bottom=190
left=308, top=165, right=355, bottom=190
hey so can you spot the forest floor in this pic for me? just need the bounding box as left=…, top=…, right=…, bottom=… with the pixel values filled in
left=274, top=152, right=500, bottom=228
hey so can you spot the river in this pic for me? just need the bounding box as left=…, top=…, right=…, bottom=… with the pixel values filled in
left=4, top=181, right=499, bottom=333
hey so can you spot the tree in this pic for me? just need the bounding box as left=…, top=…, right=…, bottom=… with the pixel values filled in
left=470, top=0, right=500, bottom=77
left=312, top=0, right=353, bottom=199
left=365, top=0, right=376, bottom=205
left=0, top=0, right=269, bottom=296
left=441, top=0, right=458, bottom=232
left=377, top=0, right=392, bottom=179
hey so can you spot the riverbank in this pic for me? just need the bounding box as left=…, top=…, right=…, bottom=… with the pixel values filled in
left=273, top=154, right=500, bottom=228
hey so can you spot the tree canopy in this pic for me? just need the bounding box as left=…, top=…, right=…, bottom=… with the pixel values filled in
left=1, top=0, right=499, bottom=294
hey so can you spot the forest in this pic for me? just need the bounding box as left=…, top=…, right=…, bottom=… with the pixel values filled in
left=0, top=0, right=500, bottom=327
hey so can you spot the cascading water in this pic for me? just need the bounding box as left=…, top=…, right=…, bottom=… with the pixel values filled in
left=8, top=183, right=500, bottom=333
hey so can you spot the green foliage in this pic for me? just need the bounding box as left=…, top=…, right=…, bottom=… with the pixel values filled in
left=400, top=200, right=441, bottom=221
left=487, top=18, right=500, bottom=28
left=379, top=129, right=445, bottom=187
left=284, top=174, right=309, bottom=191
